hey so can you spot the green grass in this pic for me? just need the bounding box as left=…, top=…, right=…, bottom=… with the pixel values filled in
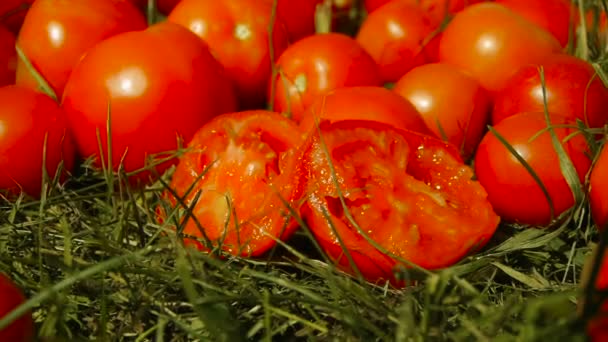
left=3, top=0, right=608, bottom=341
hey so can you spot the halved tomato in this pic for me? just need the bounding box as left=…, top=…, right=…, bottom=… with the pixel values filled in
left=301, top=120, right=499, bottom=285
left=163, top=110, right=306, bottom=257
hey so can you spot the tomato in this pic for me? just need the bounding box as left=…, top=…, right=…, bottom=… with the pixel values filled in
left=0, top=85, right=74, bottom=197
left=0, top=0, right=33, bottom=35
left=0, top=273, right=33, bottom=342
left=301, top=120, right=499, bottom=285
left=61, top=22, right=237, bottom=185
left=300, top=86, right=431, bottom=135
left=590, top=144, right=608, bottom=230
left=356, top=1, right=435, bottom=82
left=439, top=3, right=562, bottom=92
left=270, top=33, right=382, bottom=122
left=15, top=0, right=146, bottom=99
left=168, top=0, right=290, bottom=109
left=270, top=0, right=323, bottom=42
left=393, top=63, right=491, bottom=160
left=494, top=0, right=577, bottom=48
left=365, top=0, right=484, bottom=24
left=492, top=53, right=608, bottom=128
left=474, top=112, right=591, bottom=226
left=0, top=26, right=16, bottom=87
left=164, top=110, right=305, bottom=256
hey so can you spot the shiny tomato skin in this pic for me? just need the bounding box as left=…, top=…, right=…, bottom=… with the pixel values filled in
left=61, top=22, right=237, bottom=185
left=302, top=120, right=499, bottom=285
left=0, top=0, right=34, bottom=35
left=439, top=3, right=562, bottom=92
left=271, top=33, right=382, bottom=122
left=164, top=110, right=305, bottom=257
left=168, top=0, right=290, bottom=109
left=16, top=0, right=146, bottom=99
left=0, top=85, right=74, bottom=197
left=474, top=112, right=591, bottom=226
left=0, top=273, right=33, bottom=342
left=393, top=63, right=492, bottom=160
left=0, top=26, right=16, bottom=86
left=494, top=0, right=577, bottom=48
left=300, top=86, right=431, bottom=135
left=492, top=54, right=608, bottom=128
left=356, top=1, right=435, bottom=82
left=590, top=145, right=608, bottom=230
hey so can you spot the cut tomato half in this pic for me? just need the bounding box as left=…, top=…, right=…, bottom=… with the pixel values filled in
left=164, top=110, right=306, bottom=257
left=301, top=120, right=499, bottom=285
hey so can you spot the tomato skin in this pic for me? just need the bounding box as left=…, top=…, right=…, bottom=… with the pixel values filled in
left=300, top=86, right=431, bottom=135
left=302, top=120, right=499, bottom=285
left=270, top=33, right=382, bottom=122
left=168, top=0, right=290, bottom=109
left=356, top=1, right=435, bottom=82
left=61, top=22, right=237, bottom=185
left=439, top=3, right=562, bottom=92
left=492, top=54, right=608, bottom=128
left=0, top=0, right=34, bottom=35
left=365, top=0, right=484, bottom=24
left=494, top=0, right=577, bottom=48
left=394, top=63, right=491, bottom=160
left=16, top=0, right=146, bottom=99
left=0, top=85, right=75, bottom=197
left=271, top=0, right=323, bottom=42
left=474, top=112, right=591, bottom=226
left=164, top=110, right=305, bottom=257
left=0, top=26, right=16, bottom=86
left=0, top=273, right=33, bottom=342
left=590, top=145, right=608, bottom=230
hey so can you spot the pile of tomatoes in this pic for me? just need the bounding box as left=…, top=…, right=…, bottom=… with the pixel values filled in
left=1, top=0, right=608, bottom=339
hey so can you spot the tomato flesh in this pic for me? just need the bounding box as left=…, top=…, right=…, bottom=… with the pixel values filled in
left=165, top=110, right=305, bottom=257
left=302, top=120, right=499, bottom=285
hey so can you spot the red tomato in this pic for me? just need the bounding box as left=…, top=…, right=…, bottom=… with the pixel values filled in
left=168, top=0, right=290, bottom=109
left=270, top=0, right=323, bottom=42
left=365, top=0, right=484, bottom=24
left=439, top=3, right=562, bottom=92
left=590, top=144, right=608, bottom=230
left=129, top=0, right=180, bottom=14
left=492, top=53, right=608, bottom=128
left=474, top=112, right=591, bottom=226
left=0, top=0, right=34, bottom=35
left=494, top=0, right=577, bottom=48
left=0, top=273, right=33, bottom=342
left=15, top=0, right=146, bottom=99
left=270, top=33, right=382, bottom=122
left=356, top=1, right=435, bottom=82
left=0, top=26, right=16, bottom=86
left=300, top=86, right=431, bottom=135
left=393, top=63, right=492, bottom=160
left=164, top=110, right=305, bottom=256
left=0, top=85, right=74, bottom=197
left=61, top=22, right=237, bottom=185
left=301, top=120, right=499, bottom=285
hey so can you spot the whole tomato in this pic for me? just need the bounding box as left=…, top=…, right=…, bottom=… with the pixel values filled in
left=590, top=144, right=608, bottom=230
left=474, top=112, right=591, bottom=226
left=495, top=0, right=577, bottom=48
left=0, top=0, right=34, bottom=35
left=301, top=120, right=499, bottom=285
left=61, top=22, right=237, bottom=185
left=0, top=85, right=74, bottom=197
left=0, top=273, right=33, bottom=342
left=168, top=0, right=290, bottom=109
left=356, top=1, right=435, bottom=82
left=300, top=86, right=430, bottom=135
left=164, top=110, right=305, bottom=257
left=16, top=0, right=146, bottom=99
left=492, top=53, right=608, bottom=128
left=365, top=0, right=484, bottom=24
left=0, top=26, right=16, bottom=86
left=439, top=3, right=562, bottom=92
left=393, top=63, right=491, bottom=160
left=270, top=33, right=382, bottom=122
